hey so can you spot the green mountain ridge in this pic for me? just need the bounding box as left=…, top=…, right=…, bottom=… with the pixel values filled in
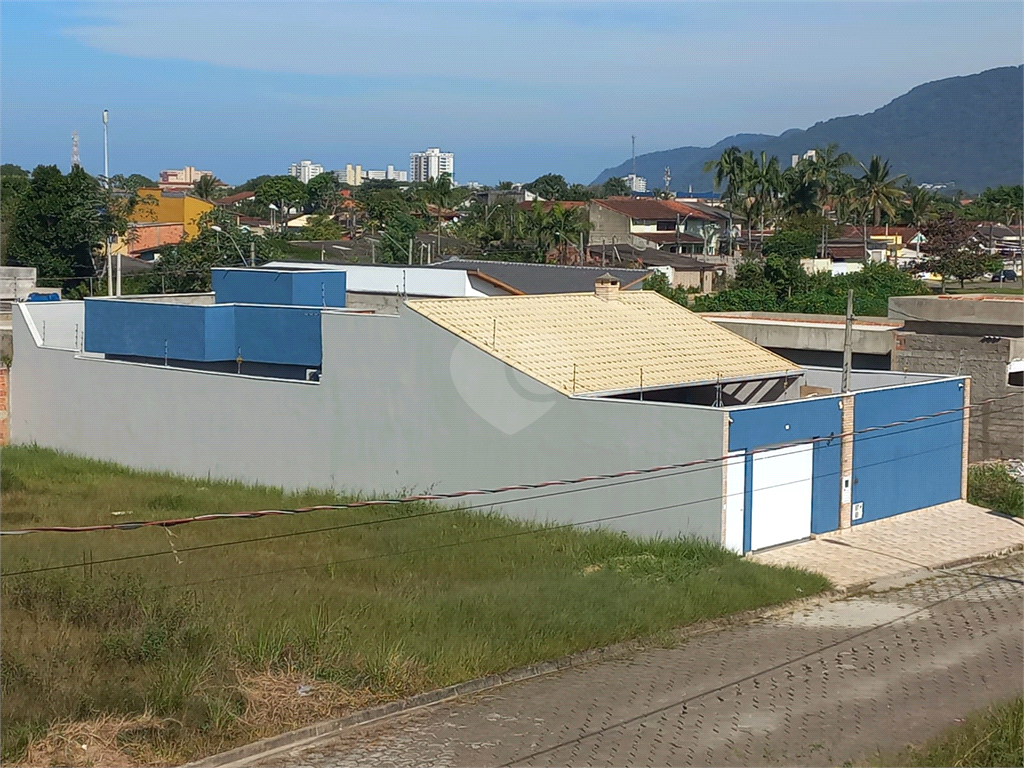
left=592, top=66, right=1024, bottom=194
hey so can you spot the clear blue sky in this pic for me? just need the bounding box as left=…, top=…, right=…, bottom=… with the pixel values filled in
left=2, top=1, right=1021, bottom=186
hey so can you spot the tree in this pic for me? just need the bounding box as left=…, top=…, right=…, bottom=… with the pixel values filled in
left=255, top=176, right=307, bottom=217
left=565, top=183, right=598, bottom=201
left=797, top=143, right=856, bottom=215
left=546, top=203, right=591, bottom=264
left=109, top=173, right=155, bottom=193
left=960, top=185, right=1024, bottom=223
left=857, top=155, right=906, bottom=227
left=306, top=172, right=345, bottom=216
left=0, top=173, right=29, bottom=263
left=524, top=173, right=569, bottom=201
left=301, top=213, right=346, bottom=241
left=6, top=165, right=134, bottom=282
left=192, top=174, right=224, bottom=201
left=1, top=164, right=28, bottom=178
left=702, top=146, right=747, bottom=207
left=900, top=186, right=937, bottom=227
left=921, top=213, right=992, bottom=289
left=601, top=177, right=631, bottom=197
left=233, top=175, right=274, bottom=193
left=145, top=209, right=280, bottom=293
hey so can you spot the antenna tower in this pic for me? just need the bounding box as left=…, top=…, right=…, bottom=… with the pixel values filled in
left=664, top=166, right=671, bottom=192
left=71, top=131, right=80, bottom=169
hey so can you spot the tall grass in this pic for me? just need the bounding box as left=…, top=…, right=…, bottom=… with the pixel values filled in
left=876, top=697, right=1023, bottom=767
left=968, top=463, right=1024, bottom=517
left=1, top=446, right=828, bottom=764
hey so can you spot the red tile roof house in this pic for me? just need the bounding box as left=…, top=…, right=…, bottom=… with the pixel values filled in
left=585, top=197, right=728, bottom=258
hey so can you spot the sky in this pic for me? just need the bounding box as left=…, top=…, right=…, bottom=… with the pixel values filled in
left=1, top=1, right=1022, bottom=186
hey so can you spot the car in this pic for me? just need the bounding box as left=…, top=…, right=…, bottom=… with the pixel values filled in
left=991, top=269, right=1018, bottom=282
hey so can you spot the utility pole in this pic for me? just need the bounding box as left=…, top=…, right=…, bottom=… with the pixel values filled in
left=631, top=135, right=636, bottom=181
left=408, top=237, right=413, bottom=265
left=103, top=110, right=112, bottom=296
left=841, top=289, right=854, bottom=393
left=579, top=231, right=584, bottom=266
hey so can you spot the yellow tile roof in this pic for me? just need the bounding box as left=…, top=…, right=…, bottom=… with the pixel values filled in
left=408, top=291, right=800, bottom=395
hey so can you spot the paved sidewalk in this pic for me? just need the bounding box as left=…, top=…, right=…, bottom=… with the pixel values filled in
left=248, top=555, right=1022, bottom=768
left=751, top=501, right=1023, bottom=589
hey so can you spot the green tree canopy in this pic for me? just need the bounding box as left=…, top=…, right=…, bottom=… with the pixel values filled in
left=6, top=165, right=133, bottom=280
left=601, top=177, right=631, bottom=197
left=525, top=174, right=570, bottom=201
left=255, top=176, right=308, bottom=214
left=300, top=213, right=346, bottom=241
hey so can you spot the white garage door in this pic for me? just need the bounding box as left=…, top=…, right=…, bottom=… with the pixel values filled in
left=750, top=444, right=813, bottom=551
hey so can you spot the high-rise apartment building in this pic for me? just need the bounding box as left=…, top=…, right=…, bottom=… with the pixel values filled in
left=288, top=160, right=325, bottom=183
left=363, top=164, right=409, bottom=183
left=410, top=147, right=454, bottom=183
left=624, top=174, right=647, bottom=193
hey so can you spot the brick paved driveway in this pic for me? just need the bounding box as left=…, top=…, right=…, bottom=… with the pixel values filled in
left=251, top=556, right=1023, bottom=768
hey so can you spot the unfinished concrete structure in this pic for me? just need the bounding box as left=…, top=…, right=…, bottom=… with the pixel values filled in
left=890, top=294, right=1023, bottom=461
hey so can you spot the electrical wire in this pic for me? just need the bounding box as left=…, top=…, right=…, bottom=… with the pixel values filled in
left=2, top=404, right=1011, bottom=579
left=0, top=394, right=1005, bottom=537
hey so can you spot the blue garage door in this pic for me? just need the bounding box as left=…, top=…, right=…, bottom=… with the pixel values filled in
left=852, top=380, right=964, bottom=524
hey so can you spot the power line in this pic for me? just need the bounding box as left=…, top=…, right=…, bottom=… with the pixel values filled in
left=1, top=394, right=1001, bottom=537
left=2, top=403, right=1012, bottom=579
left=0, top=394, right=1006, bottom=538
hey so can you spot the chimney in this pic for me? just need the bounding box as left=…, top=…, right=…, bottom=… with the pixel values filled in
left=594, top=273, right=621, bottom=300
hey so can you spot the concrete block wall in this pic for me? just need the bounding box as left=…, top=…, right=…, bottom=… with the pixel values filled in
left=893, top=331, right=1023, bottom=461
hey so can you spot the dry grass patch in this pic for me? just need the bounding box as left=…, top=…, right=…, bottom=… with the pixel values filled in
left=18, top=713, right=169, bottom=768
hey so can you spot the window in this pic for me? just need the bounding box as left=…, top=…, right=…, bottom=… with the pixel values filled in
left=656, top=220, right=675, bottom=231
left=1009, top=360, right=1024, bottom=388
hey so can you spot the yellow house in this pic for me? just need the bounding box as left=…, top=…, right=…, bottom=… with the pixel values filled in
left=130, top=188, right=215, bottom=239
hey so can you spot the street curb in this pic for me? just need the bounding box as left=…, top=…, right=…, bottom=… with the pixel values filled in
left=840, top=542, right=1024, bottom=596
left=182, top=589, right=844, bottom=768
left=185, top=546, right=1023, bottom=768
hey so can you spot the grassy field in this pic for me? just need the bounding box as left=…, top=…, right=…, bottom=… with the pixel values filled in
left=0, top=446, right=828, bottom=766
left=874, top=696, right=1023, bottom=767
left=968, top=463, right=1024, bottom=517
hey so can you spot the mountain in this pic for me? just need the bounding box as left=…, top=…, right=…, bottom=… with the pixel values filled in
left=592, top=66, right=1023, bottom=194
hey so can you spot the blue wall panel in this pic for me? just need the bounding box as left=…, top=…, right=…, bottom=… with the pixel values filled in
left=728, top=397, right=844, bottom=541
left=234, top=306, right=322, bottom=366
left=852, top=380, right=964, bottom=523
left=86, top=300, right=211, bottom=361
left=212, top=269, right=346, bottom=308
left=290, top=273, right=346, bottom=308
left=85, top=300, right=323, bottom=367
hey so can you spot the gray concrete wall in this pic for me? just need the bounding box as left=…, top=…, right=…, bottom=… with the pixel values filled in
left=801, top=366, right=945, bottom=394
left=703, top=314, right=898, bottom=357
left=889, top=295, right=1024, bottom=332
left=11, top=302, right=728, bottom=542
left=892, top=331, right=1023, bottom=460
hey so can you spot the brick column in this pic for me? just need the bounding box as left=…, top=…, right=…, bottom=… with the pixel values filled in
left=839, top=393, right=855, bottom=529
left=961, top=377, right=971, bottom=500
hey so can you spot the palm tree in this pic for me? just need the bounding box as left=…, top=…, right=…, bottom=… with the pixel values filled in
left=192, top=175, right=223, bottom=201
left=857, top=156, right=906, bottom=227
left=547, top=204, right=592, bottom=264
left=751, top=151, right=782, bottom=246
left=903, top=186, right=936, bottom=227
left=703, top=147, right=747, bottom=253
left=415, top=173, right=456, bottom=256
left=795, top=143, right=855, bottom=215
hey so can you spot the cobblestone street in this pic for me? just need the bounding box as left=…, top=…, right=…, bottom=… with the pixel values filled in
left=249, top=556, right=1023, bottom=768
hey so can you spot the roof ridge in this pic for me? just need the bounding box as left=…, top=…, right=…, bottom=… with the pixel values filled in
left=441, top=258, right=649, bottom=272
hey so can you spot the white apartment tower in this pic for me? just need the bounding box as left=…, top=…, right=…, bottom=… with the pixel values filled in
left=410, top=147, right=454, bottom=183
left=288, top=160, right=325, bottom=183
left=624, top=174, right=647, bottom=193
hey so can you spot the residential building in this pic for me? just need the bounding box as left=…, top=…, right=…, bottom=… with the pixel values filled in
left=790, top=149, right=817, bottom=168
left=129, top=188, right=215, bottom=240
left=158, top=166, right=213, bottom=192
left=474, top=186, right=541, bottom=206
left=362, top=165, right=409, bottom=183
left=335, top=164, right=363, bottom=187
left=12, top=270, right=970, bottom=553
left=214, top=190, right=256, bottom=208
left=288, top=160, right=325, bottom=184
left=624, top=174, right=647, bottom=193
left=586, top=197, right=728, bottom=258
left=410, top=147, right=454, bottom=182
left=111, top=222, right=185, bottom=261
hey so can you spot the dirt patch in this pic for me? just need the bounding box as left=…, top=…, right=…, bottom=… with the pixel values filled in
left=18, top=713, right=168, bottom=768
